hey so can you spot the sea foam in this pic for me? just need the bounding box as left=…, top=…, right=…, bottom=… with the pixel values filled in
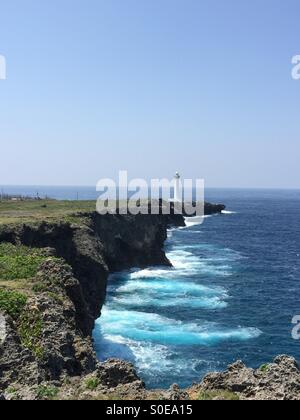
left=94, top=217, right=261, bottom=389
left=97, top=309, right=261, bottom=346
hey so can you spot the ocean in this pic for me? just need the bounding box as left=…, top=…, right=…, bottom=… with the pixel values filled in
left=93, top=188, right=300, bottom=389
left=2, top=186, right=300, bottom=389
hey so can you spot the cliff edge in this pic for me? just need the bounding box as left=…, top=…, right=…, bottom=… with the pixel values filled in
left=3, top=202, right=296, bottom=400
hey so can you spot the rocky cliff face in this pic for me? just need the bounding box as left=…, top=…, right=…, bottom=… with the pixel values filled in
left=1, top=208, right=299, bottom=400
left=188, top=355, right=300, bottom=400
left=0, top=213, right=182, bottom=333
left=0, top=212, right=185, bottom=394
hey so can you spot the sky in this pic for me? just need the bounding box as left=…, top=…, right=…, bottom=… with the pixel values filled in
left=0, top=0, right=299, bottom=188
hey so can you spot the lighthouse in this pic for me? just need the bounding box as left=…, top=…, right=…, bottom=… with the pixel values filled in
left=174, top=172, right=182, bottom=202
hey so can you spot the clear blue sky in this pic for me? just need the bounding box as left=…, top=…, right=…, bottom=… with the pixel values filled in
left=0, top=0, right=299, bottom=188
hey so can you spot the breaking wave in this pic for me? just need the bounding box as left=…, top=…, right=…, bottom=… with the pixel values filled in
left=94, top=216, right=261, bottom=389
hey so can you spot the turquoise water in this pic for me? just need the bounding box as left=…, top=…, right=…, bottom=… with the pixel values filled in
left=93, top=189, right=300, bottom=389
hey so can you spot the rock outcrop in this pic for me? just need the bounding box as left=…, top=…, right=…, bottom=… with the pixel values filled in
left=0, top=211, right=185, bottom=394
left=204, top=202, right=226, bottom=215
left=188, top=355, right=300, bottom=400
left=0, top=213, right=182, bottom=335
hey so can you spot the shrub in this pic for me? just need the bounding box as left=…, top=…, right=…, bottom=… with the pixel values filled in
left=0, top=243, right=48, bottom=258
left=85, top=377, right=100, bottom=391
left=0, top=255, right=45, bottom=281
left=0, top=243, right=55, bottom=281
left=0, top=288, right=27, bottom=319
left=7, top=387, right=18, bottom=395
left=260, top=364, right=270, bottom=373
left=37, top=385, right=59, bottom=400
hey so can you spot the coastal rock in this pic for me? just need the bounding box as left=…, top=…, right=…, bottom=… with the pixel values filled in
left=97, top=359, right=143, bottom=388
left=161, top=200, right=226, bottom=218
left=0, top=212, right=180, bottom=336
left=9, top=207, right=298, bottom=401
left=0, top=314, right=7, bottom=345
left=0, top=312, right=40, bottom=390
left=0, top=212, right=184, bottom=393
left=204, top=202, right=226, bottom=215
left=193, top=355, right=300, bottom=400
left=163, top=384, right=189, bottom=400
left=91, top=213, right=173, bottom=271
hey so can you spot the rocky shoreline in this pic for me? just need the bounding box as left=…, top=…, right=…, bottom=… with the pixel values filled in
left=0, top=203, right=299, bottom=400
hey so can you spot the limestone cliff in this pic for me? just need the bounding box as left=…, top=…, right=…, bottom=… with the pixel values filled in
left=0, top=212, right=185, bottom=393
left=1, top=207, right=299, bottom=400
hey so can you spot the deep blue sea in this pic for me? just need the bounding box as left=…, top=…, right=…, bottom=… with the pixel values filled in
left=93, top=188, right=300, bottom=389
left=2, top=186, right=300, bottom=389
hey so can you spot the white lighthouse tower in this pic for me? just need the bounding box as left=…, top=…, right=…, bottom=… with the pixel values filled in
left=174, top=172, right=182, bottom=202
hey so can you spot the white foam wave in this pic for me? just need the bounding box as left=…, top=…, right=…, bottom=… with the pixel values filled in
left=97, top=308, right=262, bottom=346
left=93, top=331, right=221, bottom=386
left=117, top=279, right=226, bottom=296
left=184, top=216, right=205, bottom=227
left=112, top=294, right=228, bottom=310
left=166, top=249, right=232, bottom=276
left=130, top=268, right=172, bottom=280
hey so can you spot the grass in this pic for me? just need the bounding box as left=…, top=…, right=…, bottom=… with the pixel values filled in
left=85, top=377, right=100, bottom=391
left=0, top=244, right=62, bottom=299
left=0, top=243, right=50, bottom=257
left=0, top=243, right=53, bottom=282
left=0, top=243, right=45, bottom=358
left=0, top=255, right=46, bottom=281
left=6, top=386, right=18, bottom=395
left=0, top=200, right=97, bottom=225
left=197, top=390, right=240, bottom=401
left=0, top=243, right=68, bottom=359
left=18, top=309, right=44, bottom=359
left=37, top=385, right=59, bottom=400
left=0, top=199, right=137, bottom=225
left=0, top=288, right=27, bottom=319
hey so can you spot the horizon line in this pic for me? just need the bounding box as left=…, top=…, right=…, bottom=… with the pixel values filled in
left=1, top=184, right=300, bottom=191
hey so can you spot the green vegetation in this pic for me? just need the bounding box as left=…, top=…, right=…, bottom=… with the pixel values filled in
left=0, top=243, right=49, bottom=257
left=85, top=377, right=100, bottom=391
left=0, top=255, right=46, bottom=281
left=0, top=289, right=27, bottom=319
left=0, top=243, right=51, bottom=281
left=0, top=244, right=63, bottom=300
left=37, top=385, right=59, bottom=400
left=0, top=199, right=130, bottom=225
left=260, top=364, right=270, bottom=373
left=0, top=244, right=45, bottom=357
left=6, top=386, right=18, bottom=395
left=18, top=309, right=44, bottom=359
left=0, top=199, right=97, bottom=225
left=197, top=389, right=240, bottom=401
left=31, top=282, right=48, bottom=294
left=47, top=291, right=64, bottom=303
